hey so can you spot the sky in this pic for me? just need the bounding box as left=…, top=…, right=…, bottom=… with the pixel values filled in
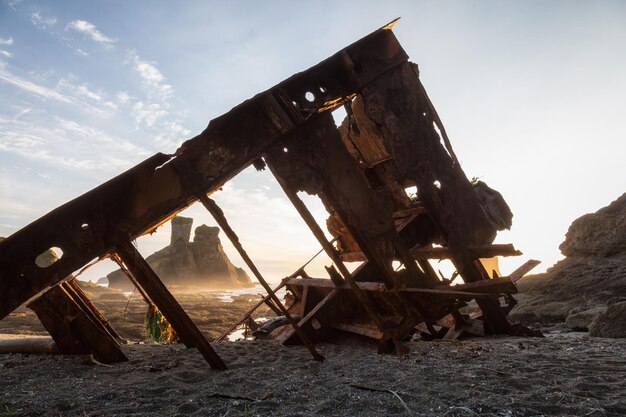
left=1, top=1, right=625, bottom=285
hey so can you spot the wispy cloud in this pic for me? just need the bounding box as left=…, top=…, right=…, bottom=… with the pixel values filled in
left=0, top=66, right=119, bottom=117
left=67, top=20, right=115, bottom=46
left=132, top=101, right=167, bottom=127
left=0, top=37, right=14, bottom=58
left=0, top=67, right=73, bottom=103
left=0, top=114, right=150, bottom=172
left=30, top=12, right=57, bottom=30
left=128, top=51, right=173, bottom=99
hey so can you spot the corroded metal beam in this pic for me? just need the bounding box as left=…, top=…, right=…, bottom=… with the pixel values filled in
left=0, top=22, right=408, bottom=319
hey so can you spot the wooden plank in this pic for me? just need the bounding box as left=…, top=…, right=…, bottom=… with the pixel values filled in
left=437, top=277, right=518, bottom=294
left=410, top=244, right=522, bottom=260
left=276, top=289, right=340, bottom=345
left=215, top=282, right=285, bottom=342
left=197, top=195, right=324, bottom=362
left=27, top=284, right=128, bottom=363
left=115, top=240, right=227, bottom=370
left=332, top=322, right=384, bottom=340
left=509, top=259, right=541, bottom=283
left=283, top=277, right=500, bottom=297
left=63, top=279, right=122, bottom=341
left=283, top=277, right=386, bottom=292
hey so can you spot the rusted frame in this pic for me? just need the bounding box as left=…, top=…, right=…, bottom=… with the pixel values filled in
left=27, top=283, right=128, bottom=363
left=0, top=22, right=409, bottom=320
left=197, top=194, right=324, bottom=362
left=115, top=240, right=227, bottom=370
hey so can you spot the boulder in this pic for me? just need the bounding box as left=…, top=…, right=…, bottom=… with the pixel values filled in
left=589, top=302, right=626, bottom=338
left=565, top=306, right=607, bottom=331
left=107, top=216, right=252, bottom=290
left=559, top=193, right=626, bottom=258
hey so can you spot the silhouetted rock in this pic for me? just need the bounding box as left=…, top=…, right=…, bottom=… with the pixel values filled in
left=560, top=193, right=626, bottom=257
left=107, top=216, right=252, bottom=290
left=511, top=193, right=626, bottom=331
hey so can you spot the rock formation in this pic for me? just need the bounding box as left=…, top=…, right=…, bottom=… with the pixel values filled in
left=107, top=216, right=252, bottom=290
left=511, top=193, right=626, bottom=334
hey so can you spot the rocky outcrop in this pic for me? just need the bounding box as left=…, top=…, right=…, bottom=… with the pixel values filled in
left=107, top=216, right=252, bottom=290
left=589, top=302, right=626, bottom=338
left=559, top=193, right=626, bottom=258
left=511, top=193, right=626, bottom=331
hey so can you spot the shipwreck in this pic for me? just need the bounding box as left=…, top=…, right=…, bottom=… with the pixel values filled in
left=0, top=19, right=540, bottom=370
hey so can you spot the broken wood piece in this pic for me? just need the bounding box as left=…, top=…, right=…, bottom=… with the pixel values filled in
left=27, top=283, right=128, bottom=363
left=437, top=277, right=518, bottom=294
left=215, top=282, right=286, bottom=342
left=509, top=259, right=541, bottom=282
left=115, top=240, right=227, bottom=370
left=198, top=194, right=324, bottom=362
left=0, top=337, right=57, bottom=354
left=332, top=322, right=384, bottom=340
left=410, top=244, right=522, bottom=260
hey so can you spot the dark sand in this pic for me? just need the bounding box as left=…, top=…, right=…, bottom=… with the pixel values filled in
left=1, top=290, right=626, bottom=416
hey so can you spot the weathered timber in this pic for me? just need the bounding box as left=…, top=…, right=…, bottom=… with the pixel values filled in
left=63, top=279, right=122, bottom=341
left=215, top=282, right=285, bottom=342
left=331, top=322, right=384, bottom=340
left=410, top=244, right=522, bottom=260
left=197, top=194, right=324, bottom=361
left=283, top=277, right=386, bottom=291
left=27, top=283, right=127, bottom=363
left=276, top=289, right=340, bottom=345
left=266, top=158, right=386, bottom=331
left=115, top=240, right=227, bottom=370
left=509, top=259, right=541, bottom=282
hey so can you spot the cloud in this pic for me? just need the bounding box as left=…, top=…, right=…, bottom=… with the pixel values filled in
left=116, top=91, right=130, bottom=104
left=30, top=12, right=57, bottom=29
left=0, top=50, right=13, bottom=58
left=75, top=48, right=88, bottom=57
left=0, top=66, right=119, bottom=117
left=128, top=51, right=173, bottom=99
left=0, top=67, right=73, bottom=104
left=67, top=20, right=116, bottom=46
left=0, top=114, right=150, bottom=172
left=132, top=101, right=167, bottom=127
left=0, top=37, right=14, bottom=45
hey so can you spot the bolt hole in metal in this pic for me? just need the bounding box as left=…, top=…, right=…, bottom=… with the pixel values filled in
left=35, top=246, right=64, bottom=268
left=283, top=147, right=289, bottom=153
left=305, top=91, right=315, bottom=102
left=81, top=223, right=89, bottom=231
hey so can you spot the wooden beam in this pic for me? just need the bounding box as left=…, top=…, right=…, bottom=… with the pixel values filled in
left=436, top=277, right=518, bottom=294
left=266, top=160, right=386, bottom=331
left=509, top=259, right=541, bottom=283
left=283, top=277, right=386, bottom=291
left=63, top=279, right=122, bottom=341
left=215, top=282, right=285, bottom=342
left=115, top=240, right=227, bottom=370
left=276, top=289, right=340, bottom=344
left=332, top=322, right=384, bottom=340
left=410, top=244, right=521, bottom=260
left=198, top=194, right=324, bottom=362
left=27, top=284, right=127, bottom=363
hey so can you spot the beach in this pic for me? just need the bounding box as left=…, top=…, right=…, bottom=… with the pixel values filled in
left=1, top=287, right=626, bottom=416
